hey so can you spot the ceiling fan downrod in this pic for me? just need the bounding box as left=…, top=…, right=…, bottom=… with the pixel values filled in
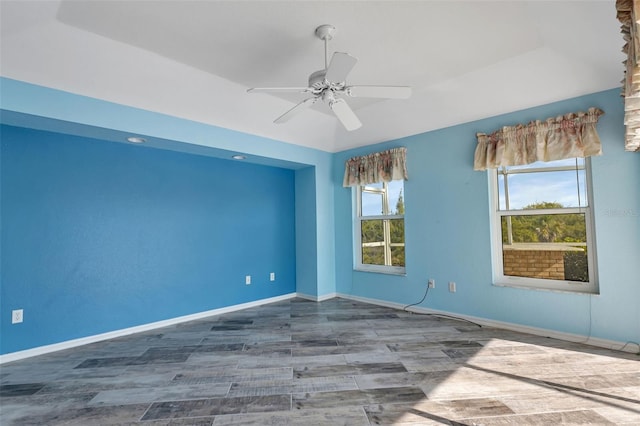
left=315, top=24, right=335, bottom=70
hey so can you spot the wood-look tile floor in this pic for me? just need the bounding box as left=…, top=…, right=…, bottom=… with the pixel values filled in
left=1, top=298, right=639, bottom=425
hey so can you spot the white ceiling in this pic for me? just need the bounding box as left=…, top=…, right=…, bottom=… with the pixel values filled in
left=0, top=1, right=624, bottom=153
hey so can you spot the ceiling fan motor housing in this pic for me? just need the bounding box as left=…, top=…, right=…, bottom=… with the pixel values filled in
left=309, top=70, right=346, bottom=93
left=309, top=69, right=327, bottom=89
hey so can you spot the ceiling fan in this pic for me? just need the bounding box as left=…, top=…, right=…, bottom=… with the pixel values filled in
left=247, top=24, right=412, bottom=131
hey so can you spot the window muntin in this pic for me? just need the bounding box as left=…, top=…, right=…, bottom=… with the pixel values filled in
left=491, top=158, right=597, bottom=293
left=355, top=180, right=405, bottom=274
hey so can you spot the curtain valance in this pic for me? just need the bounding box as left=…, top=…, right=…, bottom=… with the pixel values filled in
left=473, top=108, right=604, bottom=171
left=616, top=0, right=640, bottom=152
left=343, top=147, right=408, bottom=187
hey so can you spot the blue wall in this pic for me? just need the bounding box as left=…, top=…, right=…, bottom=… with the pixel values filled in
left=295, top=166, right=318, bottom=298
left=334, top=89, right=640, bottom=344
left=1, top=77, right=637, bottom=355
left=1, top=125, right=296, bottom=354
left=0, top=77, right=337, bottom=308
left=1, top=78, right=339, bottom=356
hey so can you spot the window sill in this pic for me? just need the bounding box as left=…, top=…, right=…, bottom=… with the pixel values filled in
left=493, top=281, right=599, bottom=295
left=354, top=267, right=406, bottom=276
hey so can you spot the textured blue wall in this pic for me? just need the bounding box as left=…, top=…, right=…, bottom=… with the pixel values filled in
left=1, top=125, right=296, bottom=354
left=334, top=89, right=640, bottom=344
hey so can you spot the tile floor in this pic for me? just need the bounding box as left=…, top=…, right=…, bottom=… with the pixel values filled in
left=1, top=297, right=639, bottom=425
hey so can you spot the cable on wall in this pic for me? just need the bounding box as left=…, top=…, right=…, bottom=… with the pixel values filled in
left=403, top=284, right=482, bottom=327
left=403, top=286, right=429, bottom=311
left=402, top=280, right=636, bottom=353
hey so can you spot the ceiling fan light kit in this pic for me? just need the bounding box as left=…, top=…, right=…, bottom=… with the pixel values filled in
left=248, top=24, right=412, bottom=131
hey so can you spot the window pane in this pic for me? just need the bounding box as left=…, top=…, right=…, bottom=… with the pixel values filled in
left=360, top=180, right=405, bottom=216
left=361, top=219, right=384, bottom=265
left=391, top=246, right=405, bottom=267
left=362, top=219, right=383, bottom=244
left=360, top=219, right=405, bottom=267
left=501, top=213, right=588, bottom=282
left=498, top=174, right=506, bottom=210
left=389, top=218, right=405, bottom=267
left=389, top=219, right=404, bottom=244
left=504, top=170, right=587, bottom=210
left=363, top=246, right=385, bottom=266
left=387, top=180, right=405, bottom=215
left=361, top=191, right=384, bottom=216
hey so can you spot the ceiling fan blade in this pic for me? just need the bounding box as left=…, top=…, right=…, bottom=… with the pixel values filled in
left=274, top=97, right=318, bottom=123
left=329, top=98, right=362, bottom=131
left=325, top=52, right=358, bottom=82
left=346, top=85, right=412, bottom=99
left=248, top=87, right=311, bottom=94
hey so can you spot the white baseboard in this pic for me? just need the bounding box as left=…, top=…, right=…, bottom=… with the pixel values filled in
left=337, top=293, right=407, bottom=310
left=296, top=292, right=337, bottom=302
left=3, top=291, right=637, bottom=364
left=0, top=293, right=297, bottom=364
left=336, top=293, right=639, bottom=354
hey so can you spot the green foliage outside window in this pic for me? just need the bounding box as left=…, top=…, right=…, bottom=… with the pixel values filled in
left=361, top=190, right=405, bottom=267
left=501, top=202, right=587, bottom=244
left=501, top=202, right=588, bottom=282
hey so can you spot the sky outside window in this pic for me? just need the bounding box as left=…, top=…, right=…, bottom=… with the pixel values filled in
left=498, top=158, right=587, bottom=210
left=361, top=180, right=404, bottom=216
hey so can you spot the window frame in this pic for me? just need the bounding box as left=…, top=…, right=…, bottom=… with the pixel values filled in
left=353, top=181, right=406, bottom=275
left=488, top=158, right=598, bottom=294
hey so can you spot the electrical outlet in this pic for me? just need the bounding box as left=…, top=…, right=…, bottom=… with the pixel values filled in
left=448, top=282, right=456, bottom=293
left=245, top=275, right=251, bottom=285
left=428, top=279, right=435, bottom=289
left=12, top=309, right=23, bottom=324
left=270, top=272, right=275, bottom=281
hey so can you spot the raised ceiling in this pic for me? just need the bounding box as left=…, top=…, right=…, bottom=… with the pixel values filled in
left=0, top=1, right=624, bottom=153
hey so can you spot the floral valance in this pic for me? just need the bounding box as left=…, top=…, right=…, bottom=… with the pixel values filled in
left=616, top=0, right=640, bottom=152
left=343, top=147, right=408, bottom=187
left=473, top=108, right=604, bottom=171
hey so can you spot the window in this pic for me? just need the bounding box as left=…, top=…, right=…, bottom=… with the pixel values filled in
left=355, top=179, right=405, bottom=274
left=489, top=158, right=597, bottom=293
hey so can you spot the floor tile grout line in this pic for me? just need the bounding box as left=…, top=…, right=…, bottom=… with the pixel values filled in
left=360, top=404, right=373, bottom=425
left=138, top=401, right=155, bottom=422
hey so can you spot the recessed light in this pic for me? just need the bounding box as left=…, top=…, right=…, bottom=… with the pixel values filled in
left=232, top=155, right=246, bottom=160
left=126, top=136, right=146, bottom=144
